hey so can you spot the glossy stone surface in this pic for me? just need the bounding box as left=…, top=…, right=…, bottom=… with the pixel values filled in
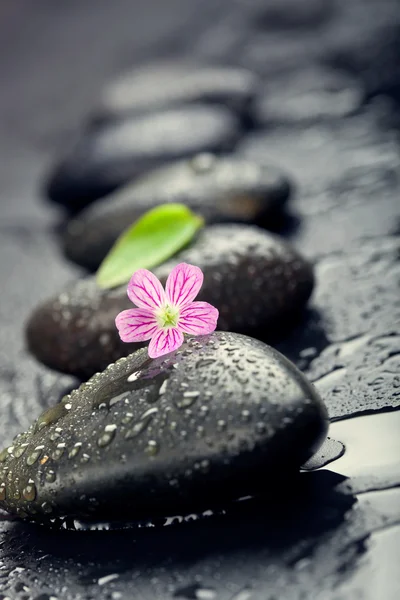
left=0, top=332, right=328, bottom=524
left=26, top=225, right=314, bottom=378
left=45, top=105, right=242, bottom=211
left=63, top=154, right=292, bottom=270
left=92, top=62, right=260, bottom=122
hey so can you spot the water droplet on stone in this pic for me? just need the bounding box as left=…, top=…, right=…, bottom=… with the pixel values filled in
left=68, top=443, right=82, bottom=458
left=0, top=483, right=6, bottom=501
left=241, top=409, right=251, bottom=422
left=22, top=483, right=37, bottom=502
left=217, top=419, right=227, bottom=431
left=159, top=379, right=168, bottom=395
left=175, top=390, right=200, bottom=409
left=26, top=450, right=42, bottom=466
left=41, top=502, right=53, bottom=514
left=51, top=444, right=66, bottom=461
left=127, top=371, right=141, bottom=382
left=45, top=470, right=56, bottom=483
left=98, top=424, right=117, bottom=447
left=145, top=440, right=159, bottom=456
left=13, top=443, right=29, bottom=458
left=125, top=408, right=157, bottom=439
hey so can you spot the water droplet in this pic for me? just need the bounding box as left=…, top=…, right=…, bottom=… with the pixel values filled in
left=51, top=444, right=66, bottom=461
left=196, top=358, right=215, bottom=369
left=0, top=448, right=8, bottom=463
left=125, top=408, right=158, bottom=439
left=108, top=392, right=128, bottom=407
left=159, top=380, right=168, bottom=395
left=121, top=412, right=134, bottom=424
left=81, top=453, right=90, bottom=463
left=241, top=410, right=251, bottom=422
left=22, top=483, right=37, bottom=502
left=0, top=484, right=6, bottom=501
left=13, top=443, right=29, bottom=458
left=145, top=440, right=159, bottom=457
left=217, top=420, right=227, bottom=431
left=127, top=371, right=141, bottom=382
left=97, top=424, right=117, bottom=447
left=68, top=443, right=82, bottom=459
left=41, top=502, right=53, bottom=514
left=26, top=449, right=42, bottom=466
left=175, top=390, right=200, bottom=409
left=45, top=470, right=56, bottom=483
left=13, top=489, right=21, bottom=500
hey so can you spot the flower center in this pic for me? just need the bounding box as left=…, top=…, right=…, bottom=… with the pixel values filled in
left=156, top=304, right=180, bottom=329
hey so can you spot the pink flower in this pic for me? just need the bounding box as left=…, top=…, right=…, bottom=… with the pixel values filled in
left=115, top=263, right=219, bottom=359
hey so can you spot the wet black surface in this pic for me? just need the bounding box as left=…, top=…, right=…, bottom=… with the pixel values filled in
left=0, top=0, right=399, bottom=598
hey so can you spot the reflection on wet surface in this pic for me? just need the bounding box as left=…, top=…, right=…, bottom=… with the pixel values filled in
left=327, top=411, right=400, bottom=478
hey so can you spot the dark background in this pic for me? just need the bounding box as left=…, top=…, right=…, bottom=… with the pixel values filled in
left=0, top=1, right=399, bottom=599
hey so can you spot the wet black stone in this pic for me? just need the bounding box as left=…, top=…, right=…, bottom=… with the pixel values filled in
left=63, top=154, right=292, bottom=270
left=92, top=62, right=260, bottom=123
left=253, top=68, right=363, bottom=126
left=45, top=105, right=242, bottom=211
left=0, top=332, right=328, bottom=525
left=26, top=224, right=314, bottom=379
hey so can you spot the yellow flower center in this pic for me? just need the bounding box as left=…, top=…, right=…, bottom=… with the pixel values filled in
left=156, top=304, right=180, bottom=329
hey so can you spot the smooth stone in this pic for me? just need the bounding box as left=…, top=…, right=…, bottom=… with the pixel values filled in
left=63, top=154, right=292, bottom=270
left=92, top=62, right=260, bottom=123
left=45, top=105, right=242, bottom=211
left=26, top=224, right=314, bottom=379
left=0, top=332, right=329, bottom=525
left=253, top=68, right=363, bottom=126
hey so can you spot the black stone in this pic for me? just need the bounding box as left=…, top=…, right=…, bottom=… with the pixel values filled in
left=252, top=68, right=363, bottom=126
left=63, top=154, right=292, bottom=270
left=0, top=332, right=328, bottom=525
left=45, top=105, right=242, bottom=211
left=92, top=62, right=260, bottom=123
left=26, top=224, right=314, bottom=379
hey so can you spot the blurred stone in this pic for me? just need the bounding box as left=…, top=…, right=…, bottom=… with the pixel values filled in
left=92, top=62, right=260, bottom=123
left=63, top=154, right=292, bottom=270
left=45, top=105, right=242, bottom=211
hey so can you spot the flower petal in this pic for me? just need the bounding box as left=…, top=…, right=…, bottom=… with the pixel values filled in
left=178, top=301, right=219, bottom=335
left=148, top=327, right=184, bottom=358
left=115, top=308, right=158, bottom=342
left=165, top=262, right=204, bottom=307
left=127, top=269, right=166, bottom=310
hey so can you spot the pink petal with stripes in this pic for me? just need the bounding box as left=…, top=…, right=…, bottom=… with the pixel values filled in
left=148, top=327, right=184, bottom=358
left=165, top=263, right=203, bottom=307
left=115, top=308, right=158, bottom=342
left=179, top=301, right=219, bottom=335
left=127, top=269, right=166, bottom=310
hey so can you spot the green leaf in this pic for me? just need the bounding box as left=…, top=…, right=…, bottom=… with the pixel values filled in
left=96, top=203, right=204, bottom=289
